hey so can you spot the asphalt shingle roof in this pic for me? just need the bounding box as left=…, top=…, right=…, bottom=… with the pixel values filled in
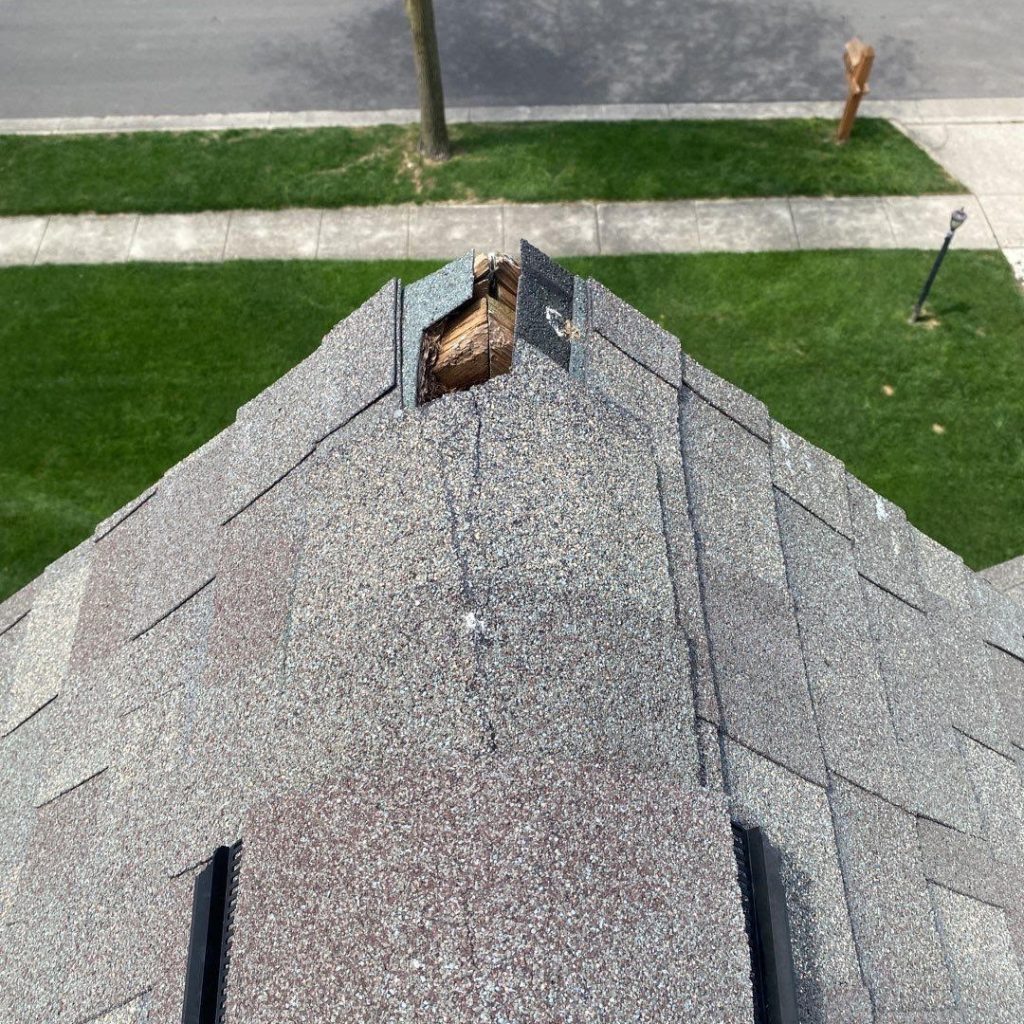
left=2, top=243, right=1024, bottom=1024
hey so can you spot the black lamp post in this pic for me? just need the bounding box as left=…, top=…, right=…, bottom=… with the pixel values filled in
left=910, top=207, right=968, bottom=323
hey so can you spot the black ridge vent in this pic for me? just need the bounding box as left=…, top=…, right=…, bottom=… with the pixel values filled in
left=732, top=822, right=799, bottom=1024
left=181, top=842, right=242, bottom=1024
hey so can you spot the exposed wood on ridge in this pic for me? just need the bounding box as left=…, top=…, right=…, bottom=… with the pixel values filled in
left=419, top=252, right=520, bottom=403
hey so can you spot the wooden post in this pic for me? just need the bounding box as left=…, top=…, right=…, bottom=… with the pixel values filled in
left=404, top=0, right=451, bottom=161
left=836, top=38, right=875, bottom=143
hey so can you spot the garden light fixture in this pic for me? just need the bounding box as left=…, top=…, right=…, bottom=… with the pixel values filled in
left=910, top=207, right=968, bottom=322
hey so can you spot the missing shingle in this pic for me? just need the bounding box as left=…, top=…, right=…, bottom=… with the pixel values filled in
left=417, top=252, right=520, bottom=405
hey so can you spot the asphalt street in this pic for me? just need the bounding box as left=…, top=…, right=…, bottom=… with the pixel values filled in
left=2, top=0, right=1022, bottom=118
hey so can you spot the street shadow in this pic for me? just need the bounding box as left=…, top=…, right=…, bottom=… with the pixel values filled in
left=254, top=0, right=917, bottom=111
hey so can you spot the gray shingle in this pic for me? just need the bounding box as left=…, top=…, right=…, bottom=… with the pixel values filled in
left=981, top=554, right=1024, bottom=596
left=726, top=740, right=872, bottom=1024
left=35, top=499, right=155, bottom=804
left=226, top=760, right=754, bottom=1024
left=861, top=581, right=980, bottom=832
left=280, top=392, right=489, bottom=781
left=932, top=885, right=1024, bottom=1024
left=559, top=329, right=716, bottom=722
left=0, top=771, right=114, bottom=1022
left=682, top=353, right=771, bottom=440
left=973, top=576, right=1024, bottom=661
left=159, top=465, right=310, bottom=874
left=846, top=475, right=923, bottom=608
left=935, top=620, right=1012, bottom=758
left=2, top=541, right=91, bottom=735
left=0, top=613, right=29, bottom=722
left=400, top=250, right=475, bottom=405
left=681, top=388, right=824, bottom=781
left=0, top=578, right=35, bottom=635
left=129, top=427, right=231, bottom=636
left=917, top=818, right=1006, bottom=907
left=587, top=277, right=682, bottom=386
left=873, top=1013, right=964, bottom=1024
left=915, top=528, right=972, bottom=617
left=465, top=357, right=699, bottom=778
left=12, top=762, right=192, bottom=1024
left=988, top=646, right=1024, bottom=750
left=581, top=335, right=716, bottom=720
left=916, top=537, right=1013, bottom=756
left=515, top=239, right=574, bottom=369
left=771, top=421, right=852, bottom=537
left=0, top=701, right=54, bottom=925
left=775, top=493, right=905, bottom=805
left=92, top=485, right=157, bottom=542
left=38, top=577, right=215, bottom=809
left=225, top=279, right=399, bottom=517
left=960, top=734, right=1024, bottom=866
left=829, top=780, right=955, bottom=1014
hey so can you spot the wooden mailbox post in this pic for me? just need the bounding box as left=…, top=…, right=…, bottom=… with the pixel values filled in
left=837, top=38, right=875, bottom=143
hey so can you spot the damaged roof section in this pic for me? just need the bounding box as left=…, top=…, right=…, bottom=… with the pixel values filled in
left=2, top=242, right=1024, bottom=1024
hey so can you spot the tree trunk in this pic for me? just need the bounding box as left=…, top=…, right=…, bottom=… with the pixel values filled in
left=404, top=0, right=451, bottom=161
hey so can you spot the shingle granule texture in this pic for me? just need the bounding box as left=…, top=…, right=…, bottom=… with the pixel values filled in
left=226, top=760, right=753, bottom=1024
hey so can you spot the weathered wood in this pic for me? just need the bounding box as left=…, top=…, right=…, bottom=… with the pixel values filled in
left=419, top=253, right=521, bottom=402
left=836, top=38, right=875, bottom=144
left=404, top=0, right=450, bottom=160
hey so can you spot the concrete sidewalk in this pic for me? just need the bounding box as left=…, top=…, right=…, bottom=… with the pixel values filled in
left=895, top=119, right=1024, bottom=282
left=3, top=97, right=1024, bottom=137
left=0, top=195, right=1004, bottom=268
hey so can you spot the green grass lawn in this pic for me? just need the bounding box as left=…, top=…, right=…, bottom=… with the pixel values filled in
left=2, top=250, right=1021, bottom=602
left=0, top=118, right=961, bottom=216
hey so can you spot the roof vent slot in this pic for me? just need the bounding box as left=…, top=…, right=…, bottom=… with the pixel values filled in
left=417, top=252, right=520, bottom=405
left=732, top=822, right=799, bottom=1024
left=181, top=841, right=242, bottom=1024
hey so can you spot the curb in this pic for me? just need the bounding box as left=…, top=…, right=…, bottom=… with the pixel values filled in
left=3, top=97, right=1024, bottom=137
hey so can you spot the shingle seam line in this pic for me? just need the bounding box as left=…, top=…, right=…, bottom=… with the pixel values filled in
left=312, top=383, right=396, bottom=447
left=856, top=570, right=928, bottom=615
left=35, top=765, right=108, bottom=810
left=771, top=484, right=855, bottom=542
left=1, top=691, right=58, bottom=739
left=130, top=575, right=216, bottom=642
left=713, top=722, right=830, bottom=792
left=774, top=493, right=899, bottom=1013
left=221, top=385, right=397, bottom=527
left=221, top=447, right=317, bottom=526
left=0, top=607, right=30, bottom=638
left=821, top=770, right=888, bottom=1015
left=925, top=876, right=1007, bottom=912
left=680, top=380, right=768, bottom=443
left=915, top=811, right=977, bottom=837
left=983, top=637, right=1024, bottom=662
left=74, top=989, right=151, bottom=1024
left=169, top=852, right=218, bottom=880
left=828, top=769, right=963, bottom=826
left=591, top=327, right=678, bottom=390
left=118, top=678, right=186, bottom=720
left=772, top=487, right=838, bottom=782
left=93, top=488, right=158, bottom=542
left=676, top=389, right=732, bottom=793
left=924, top=872, right=967, bottom=1020
left=952, top=725, right=1020, bottom=766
